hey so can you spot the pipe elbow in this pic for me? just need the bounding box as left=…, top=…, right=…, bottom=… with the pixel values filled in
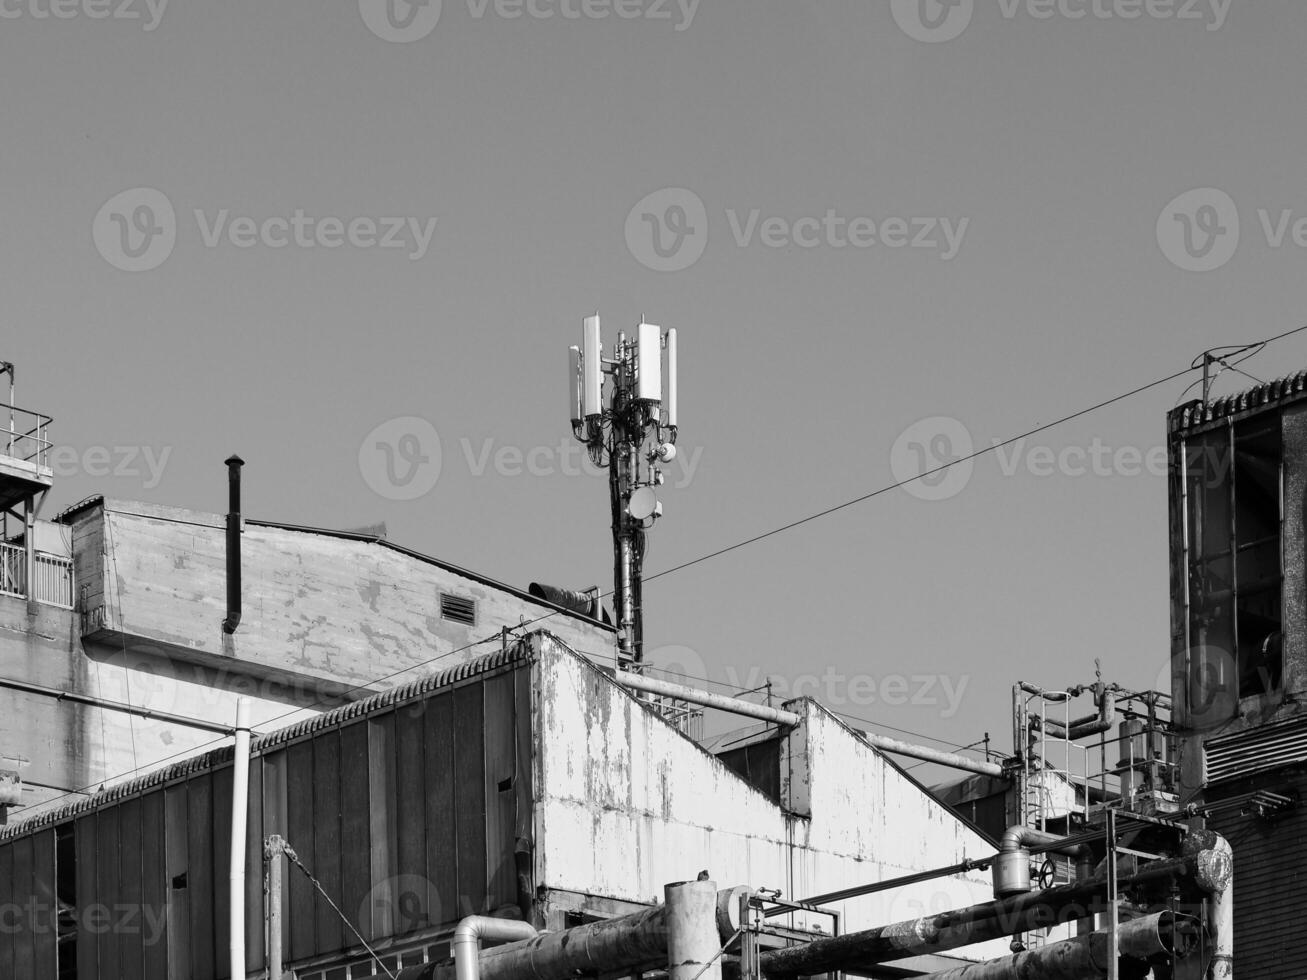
left=999, top=825, right=1091, bottom=858
left=453, top=915, right=540, bottom=980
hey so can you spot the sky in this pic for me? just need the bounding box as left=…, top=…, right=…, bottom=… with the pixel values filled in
left=5, top=0, right=1307, bottom=774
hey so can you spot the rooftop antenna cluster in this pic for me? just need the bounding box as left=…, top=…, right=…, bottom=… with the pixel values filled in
left=569, top=314, right=678, bottom=668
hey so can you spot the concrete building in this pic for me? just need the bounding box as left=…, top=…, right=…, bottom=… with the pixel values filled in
left=1168, top=371, right=1307, bottom=979
left=2, top=487, right=615, bottom=819
left=0, top=632, right=1009, bottom=979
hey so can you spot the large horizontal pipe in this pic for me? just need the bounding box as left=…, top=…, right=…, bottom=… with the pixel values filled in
left=611, top=671, right=801, bottom=726
left=760, top=850, right=1226, bottom=977
left=914, top=912, right=1201, bottom=980
left=0, top=676, right=234, bottom=735
left=856, top=732, right=1003, bottom=778
left=610, top=673, right=1001, bottom=776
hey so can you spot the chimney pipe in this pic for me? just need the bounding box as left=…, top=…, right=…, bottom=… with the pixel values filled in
left=223, top=455, right=244, bottom=634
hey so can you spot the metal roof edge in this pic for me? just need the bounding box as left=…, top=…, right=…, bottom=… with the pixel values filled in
left=0, top=640, right=535, bottom=842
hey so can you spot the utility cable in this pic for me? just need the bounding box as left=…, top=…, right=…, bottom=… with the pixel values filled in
left=20, top=322, right=1307, bottom=817
left=280, top=840, right=398, bottom=980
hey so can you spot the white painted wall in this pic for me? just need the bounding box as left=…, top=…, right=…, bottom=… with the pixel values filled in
left=532, top=636, right=1013, bottom=963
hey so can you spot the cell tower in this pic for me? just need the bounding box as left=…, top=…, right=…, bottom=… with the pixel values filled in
left=570, top=315, right=678, bottom=668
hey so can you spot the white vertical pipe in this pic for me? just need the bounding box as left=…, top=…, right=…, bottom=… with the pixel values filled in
left=229, top=698, right=251, bottom=980
left=1210, top=835, right=1234, bottom=980
left=665, top=328, right=678, bottom=428
left=666, top=878, right=721, bottom=980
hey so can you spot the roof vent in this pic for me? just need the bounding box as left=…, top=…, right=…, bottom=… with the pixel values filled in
left=440, top=592, right=477, bottom=626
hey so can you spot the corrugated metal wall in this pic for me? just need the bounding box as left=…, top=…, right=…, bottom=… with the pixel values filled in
left=0, top=653, right=532, bottom=979
left=1209, top=765, right=1307, bottom=980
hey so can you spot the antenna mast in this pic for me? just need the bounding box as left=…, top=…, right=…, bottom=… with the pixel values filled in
left=570, top=314, right=679, bottom=668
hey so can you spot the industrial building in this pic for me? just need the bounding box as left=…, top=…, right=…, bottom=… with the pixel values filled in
left=8, top=360, right=1305, bottom=978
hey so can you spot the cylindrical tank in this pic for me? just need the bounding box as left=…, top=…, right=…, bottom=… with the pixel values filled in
left=992, top=849, right=1032, bottom=898
left=1116, top=718, right=1147, bottom=769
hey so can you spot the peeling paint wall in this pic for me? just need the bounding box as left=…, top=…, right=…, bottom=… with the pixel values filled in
left=531, top=636, right=1010, bottom=962
left=8, top=498, right=613, bottom=821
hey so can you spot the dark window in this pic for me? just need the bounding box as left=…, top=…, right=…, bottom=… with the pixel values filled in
left=1185, top=417, right=1284, bottom=703
left=439, top=592, right=477, bottom=626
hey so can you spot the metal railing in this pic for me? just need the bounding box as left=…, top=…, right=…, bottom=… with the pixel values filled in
left=0, top=542, right=74, bottom=608
left=2, top=401, right=54, bottom=469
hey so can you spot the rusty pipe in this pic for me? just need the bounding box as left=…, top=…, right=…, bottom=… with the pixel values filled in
left=910, top=911, right=1203, bottom=980
left=759, top=849, right=1227, bottom=977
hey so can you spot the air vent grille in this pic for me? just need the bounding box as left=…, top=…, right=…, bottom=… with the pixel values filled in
left=1206, top=717, right=1307, bottom=783
left=439, top=592, right=477, bottom=626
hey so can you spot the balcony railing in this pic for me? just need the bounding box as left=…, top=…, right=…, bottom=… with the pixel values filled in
left=0, top=542, right=74, bottom=608
left=2, top=402, right=54, bottom=470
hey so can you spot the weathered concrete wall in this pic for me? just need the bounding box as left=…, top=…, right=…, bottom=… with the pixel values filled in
left=531, top=636, right=1010, bottom=962
left=6, top=498, right=614, bottom=822
left=0, top=595, right=86, bottom=814
left=76, top=499, right=610, bottom=684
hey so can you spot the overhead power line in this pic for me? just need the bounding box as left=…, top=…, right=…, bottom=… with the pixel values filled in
left=21, top=322, right=1307, bottom=817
